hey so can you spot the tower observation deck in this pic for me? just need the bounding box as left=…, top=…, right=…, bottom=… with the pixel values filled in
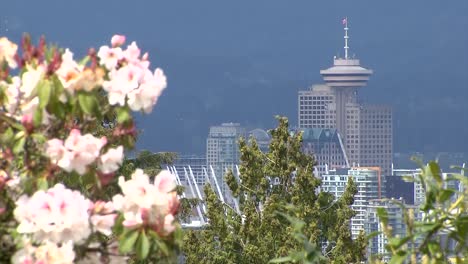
left=320, top=17, right=373, bottom=88
left=318, top=18, right=373, bottom=141
left=320, top=58, right=373, bottom=88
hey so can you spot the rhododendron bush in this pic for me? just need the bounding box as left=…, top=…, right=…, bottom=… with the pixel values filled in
left=0, top=34, right=181, bottom=263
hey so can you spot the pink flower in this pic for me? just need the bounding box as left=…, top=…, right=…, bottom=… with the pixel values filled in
left=112, top=169, right=179, bottom=236
left=163, top=214, right=176, bottom=234
left=98, top=146, right=124, bottom=174
left=14, top=184, right=91, bottom=244
left=12, top=240, right=75, bottom=264
left=103, top=64, right=143, bottom=106
left=45, top=139, right=65, bottom=164
left=154, top=170, right=176, bottom=193
left=123, top=41, right=141, bottom=63
left=127, top=68, right=167, bottom=113
left=92, top=200, right=114, bottom=214
left=97, top=46, right=123, bottom=70
left=111, top=35, right=126, bottom=47
left=56, top=49, right=83, bottom=92
left=90, top=214, right=117, bottom=236
left=45, top=130, right=106, bottom=175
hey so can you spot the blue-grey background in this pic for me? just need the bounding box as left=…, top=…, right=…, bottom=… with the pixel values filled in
left=2, top=0, right=467, bottom=154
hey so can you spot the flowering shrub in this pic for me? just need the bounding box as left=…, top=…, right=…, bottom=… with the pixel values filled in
left=0, top=34, right=180, bottom=263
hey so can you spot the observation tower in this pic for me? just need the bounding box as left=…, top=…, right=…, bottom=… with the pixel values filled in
left=319, top=18, right=373, bottom=137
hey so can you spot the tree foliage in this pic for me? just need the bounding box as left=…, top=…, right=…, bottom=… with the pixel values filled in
left=372, top=160, right=468, bottom=264
left=183, top=116, right=366, bottom=263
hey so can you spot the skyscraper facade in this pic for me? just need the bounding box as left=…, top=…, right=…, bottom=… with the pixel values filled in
left=298, top=20, right=393, bottom=175
left=321, top=167, right=382, bottom=238
left=206, top=123, right=246, bottom=195
left=365, top=198, right=419, bottom=261
left=297, top=128, right=349, bottom=176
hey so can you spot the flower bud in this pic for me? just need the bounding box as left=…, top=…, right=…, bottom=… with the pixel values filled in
left=21, top=114, right=34, bottom=133
left=111, top=35, right=126, bottom=48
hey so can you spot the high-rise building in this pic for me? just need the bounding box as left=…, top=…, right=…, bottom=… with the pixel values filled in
left=206, top=123, right=246, bottom=165
left=206, top=123, right=246, bottom=195
left=248, top=128, right=271, bottom=153
left=298, top=19, right=393, bottom=175
left=322, top=167, right=382, bottom=238
left=366, top=198, right=420, bottom=261
left=385, top=168, right=422, bottom=204
left=297, top=128, right=349, bottom=177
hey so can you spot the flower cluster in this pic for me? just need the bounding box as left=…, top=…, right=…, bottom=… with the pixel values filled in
left=45, top=129, right=123, bottom=175
left=1, top=64, right=47, bottom=122
left=112, top=169, right=179, bottom=235
left=12, top=240, right=75, bottom=264
left=99, top=36, right=167, bottom=113
left=56, top=49, right=105, bottom=96
left=0, top=34, right=180, bottom=262
left=14, top=184, right=92, bottom=244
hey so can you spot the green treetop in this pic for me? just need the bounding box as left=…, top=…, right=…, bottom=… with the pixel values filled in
left=183, top=116, right=366, bottom=264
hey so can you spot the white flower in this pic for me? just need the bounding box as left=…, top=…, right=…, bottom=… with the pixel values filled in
left=12, top=240, right=75, bottom=264
left=45, top=139, right=66, bottom=164
left=99, top=36, right=167, bottom=113
left=103, top=64, right=143, bottom=106
left=127, top=68, right=167, bottom=113
left=56, top=49, right=84, bottom=93
left=3, top=76, right=21, bottom=113
left=21, top=65, right=45, bottom=98
left=90, top=214, right=116, bottom=236
left=45, top=129, right=106, bottom=175
left=0, top=37, right=18, bottom=68
left=98, top=146, right=124, bottom=174
left=112, top=169, right=179, bottom=235
left=97, top=45, right=123, bottom=70
left=123, top=41, right=141, bottom=63
left=14, top=184, right=92, bottom=244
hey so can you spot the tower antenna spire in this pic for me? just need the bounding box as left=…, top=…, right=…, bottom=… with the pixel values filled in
left=343, top=17, right=349, bottom=59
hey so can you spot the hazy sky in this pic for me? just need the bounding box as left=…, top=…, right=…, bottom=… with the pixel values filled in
left=2, top=1, right=467, bottom=154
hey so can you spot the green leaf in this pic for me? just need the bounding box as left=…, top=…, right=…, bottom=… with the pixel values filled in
left=376, top=207, right=389, bottom=225
left=418, top=222, right=440, bottom=233
left=33, top=109, right=43, bottom=126
left=37, top=80, right=52, bottom=109
left=1, top=127, right=15, bottom=144
left=389, top=251, right=409, bottom=264
left=37, top=178, right=48, bottom=190
left=438, top=189, right=455, bottom=203
left=78, top=92, right=100, bottom=116
left=269, top=256, right=294, bottom=263
left=136, top=231, right=150, bottom=260
left=119, top=229, right=139, bottom=254
left=402, top=175, right=415, bottom=182
left=366, top=231, right=381, bottom=240
left=154, top=238, right=170, bottom=256
left=116, top=107, right=131, bottom=124
left=388, top=236, right=413, bottom=250
left=78, top=55, right=90, bottom=66
left=31, top=133, right=47, bottom=144
left=426, top=161, right=442, bottom=184
left=13, top=137, right=26, bottom=155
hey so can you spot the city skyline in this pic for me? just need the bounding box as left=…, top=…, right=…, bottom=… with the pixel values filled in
left=2, top=1, right=466, bottom=154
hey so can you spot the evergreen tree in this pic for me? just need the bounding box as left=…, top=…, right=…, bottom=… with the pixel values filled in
left=183, top=117, right=366, bottom=263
